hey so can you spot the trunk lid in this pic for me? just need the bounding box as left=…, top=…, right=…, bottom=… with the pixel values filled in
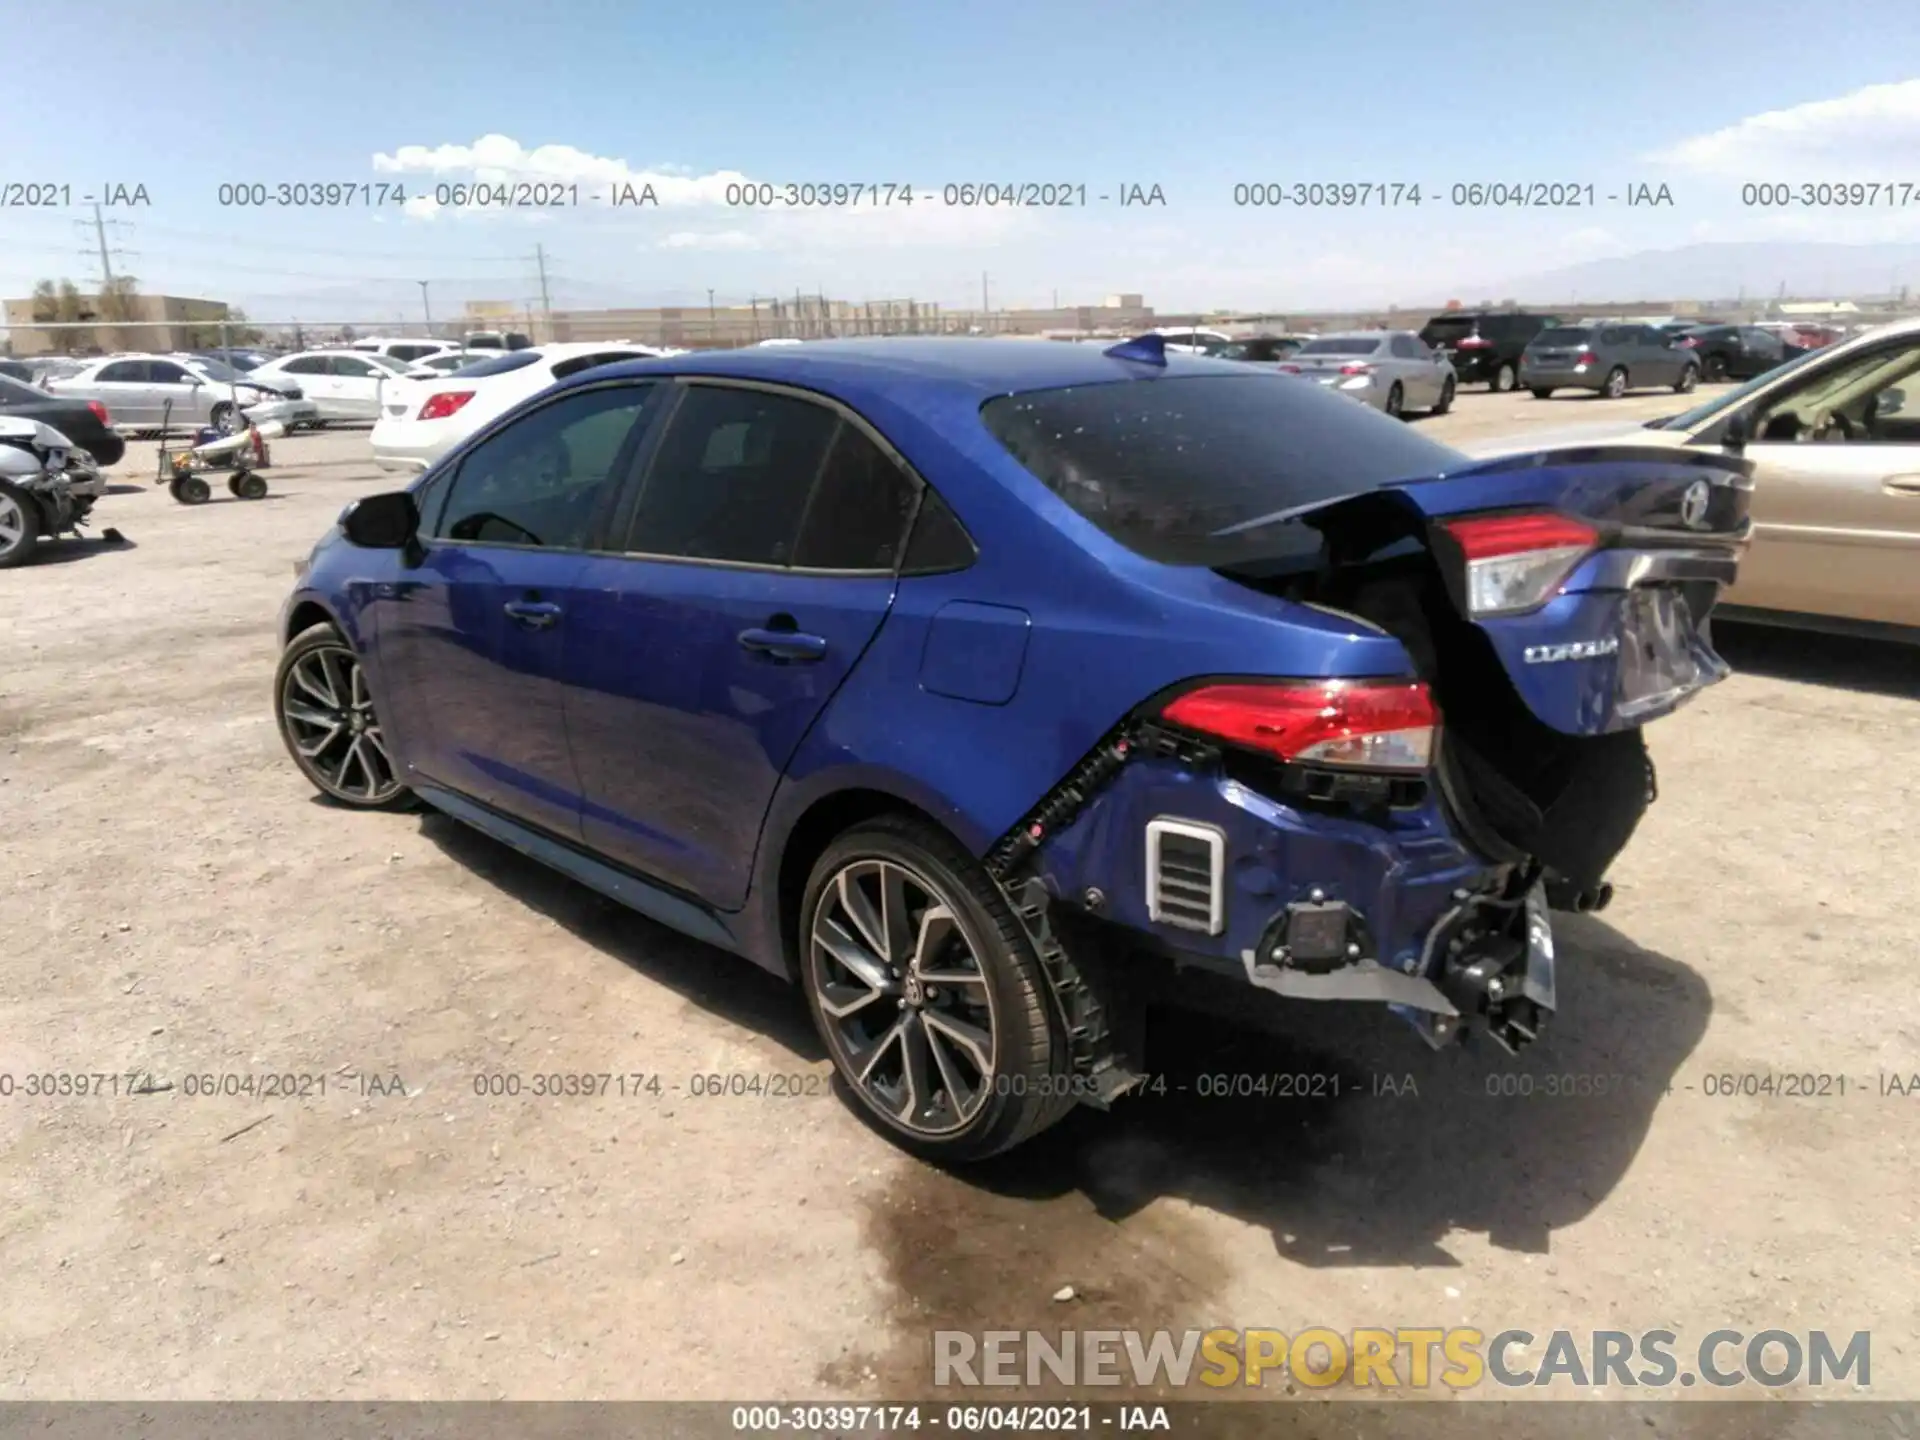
left=1217, top=445, right=1753, bottom=738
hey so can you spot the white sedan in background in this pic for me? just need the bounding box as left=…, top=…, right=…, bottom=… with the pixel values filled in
left=249, top=350, right=415, bottom=422
left=370, top=342, right=673, bottom=473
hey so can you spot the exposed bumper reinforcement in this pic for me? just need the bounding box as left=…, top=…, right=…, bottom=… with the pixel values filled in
left=1237, top=950, right=1461, bottom=1016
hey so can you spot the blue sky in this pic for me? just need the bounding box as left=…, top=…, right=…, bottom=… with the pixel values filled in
left=8, top=0, right=1920, bottom=322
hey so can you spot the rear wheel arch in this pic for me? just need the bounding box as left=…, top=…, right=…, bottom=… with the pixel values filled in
left=775, top=788, right=958, bottom=980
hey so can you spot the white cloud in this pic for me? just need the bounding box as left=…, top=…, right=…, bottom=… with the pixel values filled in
left=1647, top=79, right=1920, bottom=176
left=659, top=231, right=762, bottom=251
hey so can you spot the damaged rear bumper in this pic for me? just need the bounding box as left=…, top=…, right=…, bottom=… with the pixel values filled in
left=1238, top=881, right=1557, bottom=1053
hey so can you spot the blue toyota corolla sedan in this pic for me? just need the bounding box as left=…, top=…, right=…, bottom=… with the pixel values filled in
left=275, top=335, right=1752, bottom=1158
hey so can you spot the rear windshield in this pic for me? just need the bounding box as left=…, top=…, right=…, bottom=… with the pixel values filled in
left=1533, top=327, right=1592, bottom=344
left=1296, top=337, right=1381, bottom=356
left=454, top=350, right=543, bottom=377
left=979, top=374, right=1464, bottom=567
left=1420, top=318, right=1479, bottom=342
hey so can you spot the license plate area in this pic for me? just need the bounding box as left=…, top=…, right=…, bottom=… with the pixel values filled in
left=1614, top=584, right=1728, bottom=721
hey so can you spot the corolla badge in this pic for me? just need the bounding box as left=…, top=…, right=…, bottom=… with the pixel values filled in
left=1524, top=637, right=1621, bottom=664
left=1679, top=478, right=1713, bottom=529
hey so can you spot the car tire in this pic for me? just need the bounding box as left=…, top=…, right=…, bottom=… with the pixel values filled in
left=1385, top=382, right=1406, bottom=418
left=1703, top=354, right=1728, bottom=382
left=273, top=622, right=415, bottom=811
left=799, top=814, right=1075, bottom=1161
left=1674, top=364, right=1699, bottom=394
left=1529, top=387, right=1555, bottom=399
left=1431, top=378, right=1455, bottom=415
left=1602, top=367, right=1628, bottom=399
left=209, top=401, right=239, bottom=435
left=0, top=479, right=44, bottom=570
left=1492, top=362, right=1517, bottom=392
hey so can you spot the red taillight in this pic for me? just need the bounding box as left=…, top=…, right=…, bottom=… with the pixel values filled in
left=1338, top=362, right=1374, bottom=375
left=1160, top=680, right=1438, bottom=772
left=1278, top=363, right=1302, bottom=373
left=1575, top=351, right=1597, bottom=366
left=1441, top=512, right=1600, bottom=616
left=417, top=390, right=474, bottom=421
left=1456, top=334, right=1491, bottom=349
left=87, top=400, right=110, bottom=426
left=1680, top=336, right=1699, bottom=347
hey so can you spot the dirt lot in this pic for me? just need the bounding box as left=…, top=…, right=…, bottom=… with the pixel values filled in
left=2, top=387, right=1916, bottom=1417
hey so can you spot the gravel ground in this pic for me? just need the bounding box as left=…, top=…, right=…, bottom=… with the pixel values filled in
left=1, top=389, right=1915, bottom=1419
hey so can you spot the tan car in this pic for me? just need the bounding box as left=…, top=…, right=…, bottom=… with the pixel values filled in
left=1461, top=316, right=1920, bottom=639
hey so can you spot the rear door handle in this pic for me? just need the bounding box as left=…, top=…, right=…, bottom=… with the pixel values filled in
left=503, top=600, right=562, bottom=629
left=1883, top=473, right=1920, bottom=495
left=738, top=627, right=828, bottom=661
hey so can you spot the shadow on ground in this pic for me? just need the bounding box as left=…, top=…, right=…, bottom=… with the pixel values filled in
left=415, top=810, right=824, bottom=1062
left=23, top=533, right=137, bottom=566
left=1713, top=619, right=1920, bottom=700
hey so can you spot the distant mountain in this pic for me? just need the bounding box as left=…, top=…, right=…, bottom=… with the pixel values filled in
left=1474, top=242, right=1920, bottom=305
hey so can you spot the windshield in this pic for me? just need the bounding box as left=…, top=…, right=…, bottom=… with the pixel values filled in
left=979, top=374, right=1463, bottom=567
left=0, top=374, right=44, bottom=404
left=1296, top=337, right=1381, bottom=356
left=1647, top=344, right=1831, bottom=431
left=1533, top=327, right=1591, bottom=345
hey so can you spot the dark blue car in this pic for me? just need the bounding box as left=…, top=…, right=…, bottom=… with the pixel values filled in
left=274, top=336, right=1752, bottom=1158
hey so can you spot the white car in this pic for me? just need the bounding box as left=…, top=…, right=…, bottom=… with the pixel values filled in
left=1149, top=326, right=1234, bottom=355
left=370, top=342, right=671, bottom=473
left=401, top=350, right=486, bottom=380
left=249, top=350, right=415, bottom=422
left=349, top=337, right=463, bottom=364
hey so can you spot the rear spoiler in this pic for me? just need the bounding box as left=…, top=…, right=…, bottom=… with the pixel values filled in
left=1426, top=444, right=1756, bottom=489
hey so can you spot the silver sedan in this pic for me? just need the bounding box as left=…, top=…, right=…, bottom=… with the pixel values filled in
left=1281, top=330, right=1457, bottom=418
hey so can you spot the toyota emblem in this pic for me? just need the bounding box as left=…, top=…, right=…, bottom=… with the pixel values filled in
left=1679, top=479, right=1713, bottom=529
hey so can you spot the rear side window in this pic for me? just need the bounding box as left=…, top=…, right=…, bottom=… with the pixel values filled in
left=792, top=423, right=919, bottom=571
left=628, top=385, right=839, bottom=565
left=980, top=374, right=1465, bottom=567
left=901, top=488, right=977, bottom=574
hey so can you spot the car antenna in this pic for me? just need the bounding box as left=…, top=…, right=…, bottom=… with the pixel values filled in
left=1103, top=334, right=1168, bottom=366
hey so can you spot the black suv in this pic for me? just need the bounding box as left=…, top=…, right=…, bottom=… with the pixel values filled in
left=1418, top=312, right=1560, bottom=392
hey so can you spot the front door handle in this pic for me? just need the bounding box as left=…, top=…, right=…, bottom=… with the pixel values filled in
left=503, top=600, right=562, bottom=629
left=738, top=626, right=828, bottom=661
left=1883, top=473, right=1920, bottom=495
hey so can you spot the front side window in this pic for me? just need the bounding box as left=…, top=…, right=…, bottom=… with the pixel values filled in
left=96, top=361, right=145, bottom=382
left=149, top=362, right=192, bottom=384
left=430, top=383, right=655, bottom=550
left=627, top=385, right=840, bottom=565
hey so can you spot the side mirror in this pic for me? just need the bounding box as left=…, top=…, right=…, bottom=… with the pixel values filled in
left=1722, top=411, right=1751, bottom=452
left=1876, top=387, right=1906, bottom=416
left=342, top=490, right=418, bottom=549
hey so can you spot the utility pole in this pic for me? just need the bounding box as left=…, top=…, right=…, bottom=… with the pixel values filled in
left=982, top=271, right=989, bottom=327
left=708, top=288, right=717, bottom=346
left=535, top=245, right=554, bottom=338
left=418, top=281, right=433, bottom=335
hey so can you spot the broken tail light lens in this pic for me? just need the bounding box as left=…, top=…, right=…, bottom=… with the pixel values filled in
left=1160, top=681, right=1438, bottom=772
left=1442, top=512, right=1600, bottom=617
left=417, top=390, right=475, bottom=421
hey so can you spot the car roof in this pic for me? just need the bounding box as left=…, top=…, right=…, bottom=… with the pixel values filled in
left=552, top=336, right=1252, bottom=407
